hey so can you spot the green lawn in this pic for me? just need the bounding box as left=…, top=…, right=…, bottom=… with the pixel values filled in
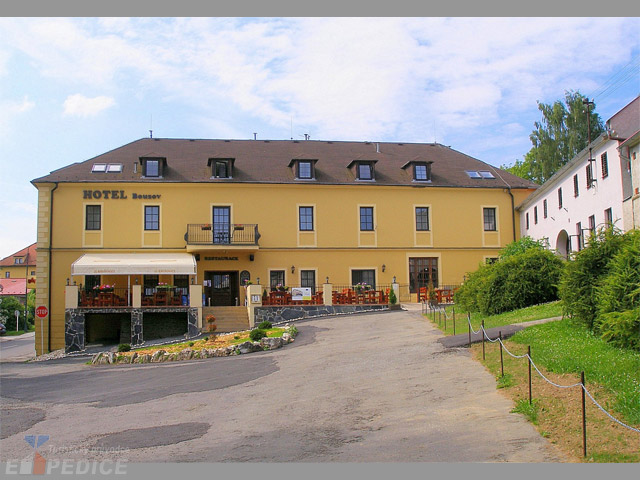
left=510, top=319, right=640, bottom=425
left=425, top=301, right=563, bottom=336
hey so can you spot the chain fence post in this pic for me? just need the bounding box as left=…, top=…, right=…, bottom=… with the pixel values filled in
left=444, top=308, right=447, bottom=331
left=481, top=320, right=485, bottom=360
left=468, top=312, right=471, bottom=348
left=499, top=331, right=504, bottom=377
left=581, top=371, right=587, bottom=458
left=528, top=345, right=532, bottom=405
left=453, top=306, right=456, bottom=335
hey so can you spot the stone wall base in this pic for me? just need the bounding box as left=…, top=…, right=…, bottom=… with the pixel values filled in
left=255, top=304, right=389, bottom=325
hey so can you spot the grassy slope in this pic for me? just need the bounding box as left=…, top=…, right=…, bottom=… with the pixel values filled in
left=425, top=301, right=563, bottom=336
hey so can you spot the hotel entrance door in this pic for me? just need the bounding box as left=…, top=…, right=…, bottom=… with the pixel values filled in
left=204, top=271, right=239, bottom=306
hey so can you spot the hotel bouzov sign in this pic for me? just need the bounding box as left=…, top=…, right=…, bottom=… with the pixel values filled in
left=82, top=190, right=161, bottom=200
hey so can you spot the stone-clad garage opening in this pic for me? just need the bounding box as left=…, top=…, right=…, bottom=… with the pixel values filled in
left=85, top=313, right=131, bottom=345
left=142, top=312, right=188, bottom=341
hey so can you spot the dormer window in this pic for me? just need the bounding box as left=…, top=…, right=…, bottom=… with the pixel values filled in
left=297, top=161, right=313, bottom=179
left=288, top=159, right=317, bottom=180
left=145, top=159, right=159, bottom=177
left=208, top=158, right=234, bottom=179
left=358, top=163, right=373, bottom=180
left=346, top=160, right=377, bottom=181
left=401, top=160, right=433, bottom=182
left=139, top=157, right=166, bottom=178
left=14, top=257, right=24, bottom=264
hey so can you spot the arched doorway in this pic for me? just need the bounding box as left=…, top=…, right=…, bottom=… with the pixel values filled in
left=556, top=230, right=570, bottom=259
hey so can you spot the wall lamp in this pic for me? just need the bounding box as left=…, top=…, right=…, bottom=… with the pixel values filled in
left=382, top=264, right=386, bottom=272
left=291, top=265, right=295, bottom=274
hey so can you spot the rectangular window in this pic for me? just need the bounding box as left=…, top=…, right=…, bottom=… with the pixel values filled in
left=589, top=214, right=596, bottom=235
left=573, top=174, right=579, bottom=197
left=360, top=207, right=374, bottom=231
left=586, top=164, right=593, bottom=188
left=85, top=205, right=101, bottom=230
left=299, top=206, right=314, bottom=231
left=483, top=207, right=496, bottom=231
left=214, top=160, right=230, bottom=178
left=174, top=274, right=189, bottom=296
left=84, top=275, right=100, bottom=291
left=558, top=187, right=563, bottom=209
left=144, top=159, right=160, bottom=177
left=409, top=257, right=438, bottom=293
left=526, top=212, right=530, bottom=230
left=414, top=164, right=428, bottom=181
left=5, top=271, right=9, bottom=278
left=601, top=152, right=608, bottom=178
left=301, top=270, right=316, bottom=294
left=144, top=274, right=159, bottom=296
left=297, top=161, right=313, bottom=179
left=14, top=257, right=24, bottom=264
left=357, top=163, right=373, bottom=180
left=576, top=222, right=583, bottom=251
left=351, top=269, right=376, bottom=289
left=604, top=207, right=613, bottom=226
left=144, top=205, right=159, bottom=230
left=270, top=270, right=285, bottom=290
left=543, top=199, right=548, bottom=219
left=534, top=206, right=538, bottom=225
left=415, top=207, right=430, bottom=231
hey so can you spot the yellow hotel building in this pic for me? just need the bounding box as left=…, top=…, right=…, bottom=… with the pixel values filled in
left=31, top=138, right=536, bottom=355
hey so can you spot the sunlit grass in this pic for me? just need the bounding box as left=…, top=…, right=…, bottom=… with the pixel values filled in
left=425, top=301, right=563, bottom=336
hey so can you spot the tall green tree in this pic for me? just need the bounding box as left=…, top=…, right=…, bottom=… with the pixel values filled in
left=502, top=90, right=604, bottom=184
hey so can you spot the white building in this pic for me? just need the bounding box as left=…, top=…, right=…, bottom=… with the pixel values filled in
left=517, top=96, right=639, bottom=257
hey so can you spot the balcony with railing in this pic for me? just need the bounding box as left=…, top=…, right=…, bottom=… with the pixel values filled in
left=185, top=224, right=260, bottom=251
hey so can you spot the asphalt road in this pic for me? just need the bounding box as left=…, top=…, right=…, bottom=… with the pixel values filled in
left=0, top=331, right=35, bottom=363
left=0, top=307, right=566, bottom=462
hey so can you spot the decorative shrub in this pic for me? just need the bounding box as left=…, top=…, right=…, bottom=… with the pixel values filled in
left=258, top=320, right=273, bottom=330
left=456, top=242, right=564, bottom=315
left=249, top=329, right=267, bottom=342
left=117, top=343, right=131, bottom=352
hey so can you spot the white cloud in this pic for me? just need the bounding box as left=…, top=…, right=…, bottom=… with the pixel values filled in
left=63, top=94, right=115, bottom=117
left=0, top=96, right=35, bottom=137
left=0, top=17, right=638, bottom=143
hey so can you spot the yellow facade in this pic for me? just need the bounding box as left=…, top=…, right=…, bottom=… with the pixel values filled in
left=32, top=179, right=532, bottom=354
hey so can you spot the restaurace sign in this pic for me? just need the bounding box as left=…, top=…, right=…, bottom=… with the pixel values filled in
left=82, top=190, right=161, bottom=200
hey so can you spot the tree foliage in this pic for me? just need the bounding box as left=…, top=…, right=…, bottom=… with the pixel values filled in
left=560, top=227, right=639, bottom=350
left=502, top=90, right=604, bottom=184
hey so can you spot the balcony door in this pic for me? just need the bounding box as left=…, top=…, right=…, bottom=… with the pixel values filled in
left=213, top=206, right=230, bottom=244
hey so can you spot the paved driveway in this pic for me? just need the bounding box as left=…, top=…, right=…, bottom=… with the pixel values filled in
left=0, top=307, right=566, bottom=462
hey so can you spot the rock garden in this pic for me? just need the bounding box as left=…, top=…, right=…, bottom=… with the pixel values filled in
left=90, top=321, right=298, bottom=365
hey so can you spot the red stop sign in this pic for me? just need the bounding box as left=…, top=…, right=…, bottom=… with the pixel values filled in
left=36, top=306, right=48, bottom=318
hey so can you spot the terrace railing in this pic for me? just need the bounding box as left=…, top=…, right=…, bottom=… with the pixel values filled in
left=186, top=224, right=260, bottom=246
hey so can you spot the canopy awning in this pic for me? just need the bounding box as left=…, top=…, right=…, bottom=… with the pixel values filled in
left=71, top=253, right=197, bottom=276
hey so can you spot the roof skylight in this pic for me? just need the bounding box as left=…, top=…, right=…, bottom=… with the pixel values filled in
left=91, top=163, right=107, bottom=172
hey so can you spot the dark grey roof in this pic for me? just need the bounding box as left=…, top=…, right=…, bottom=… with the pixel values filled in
left=32, top=138, right=538, bottom=189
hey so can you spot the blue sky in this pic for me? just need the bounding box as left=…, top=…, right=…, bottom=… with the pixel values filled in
left=0, top=17, right=639, bottom=258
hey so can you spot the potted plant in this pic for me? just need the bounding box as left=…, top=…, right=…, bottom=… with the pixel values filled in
left=388, top=287, right=401, bottom=310
left=206, top=314, right=217, bottom=333
left=156, top=282, right=175, bottom=290
left=201, top=224, right=212, bottom=230
left=276, top=284, right=288, bottom=292
left=93, top=284, right=115, bottom=293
